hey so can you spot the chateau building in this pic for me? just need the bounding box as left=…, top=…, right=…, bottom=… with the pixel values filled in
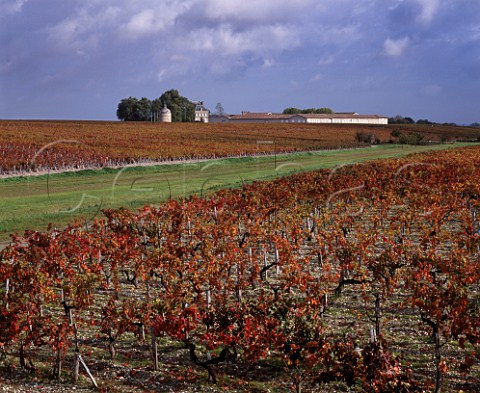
left=210, top=112, right=388, bottom=125
left=193, top=101, right=209, bottom=123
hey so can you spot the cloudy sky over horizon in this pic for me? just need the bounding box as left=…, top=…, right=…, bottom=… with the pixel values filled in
left=1, top=0, right=479, bottom=124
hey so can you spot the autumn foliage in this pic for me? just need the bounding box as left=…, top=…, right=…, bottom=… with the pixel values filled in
left=1, top=146, right=480, bottom=391
left=2, top=119, right=479, bottom=176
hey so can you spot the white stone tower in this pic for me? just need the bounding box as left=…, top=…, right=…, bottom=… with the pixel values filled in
left=160, top=104, right=172, bottom=123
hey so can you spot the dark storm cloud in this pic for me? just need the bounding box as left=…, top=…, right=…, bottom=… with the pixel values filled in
left=0, top=0, right=479, bottom=123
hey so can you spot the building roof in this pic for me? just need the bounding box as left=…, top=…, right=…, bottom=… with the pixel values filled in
left=226, top=112, right=387, bottom=120
left=228, top=112, right=293, bottom=120
left=297, top=113, right=387, bottom=119
left=192, top=100, right=208, bottom=111
left=161, top=105, right=171, bottom=114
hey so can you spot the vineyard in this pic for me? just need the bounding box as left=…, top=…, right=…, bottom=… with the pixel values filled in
left=1, top=120, right=479, bottom=176
left=1, top=146, right=480, bottom=392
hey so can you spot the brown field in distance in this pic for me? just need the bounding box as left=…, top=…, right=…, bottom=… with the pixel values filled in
left=1, top=120, right=479, bottom=175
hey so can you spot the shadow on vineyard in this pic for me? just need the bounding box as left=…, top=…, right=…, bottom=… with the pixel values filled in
left=1, top=146, right=480, bottom=392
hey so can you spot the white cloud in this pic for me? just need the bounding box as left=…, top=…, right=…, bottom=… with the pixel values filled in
left=204, top=0, right=314, bottom=23
left=262, top=58, right=275, bottom=68
left=47, top=1, right=194, bottom=50
left=121, top=7, right=179, bottom=38
left=0, top=0, right=28, bottom=15
left=184, top=24, right=300, bottom=56
left=122, top=9, right=162, bottom=37
left=416, top=0, right=440, bottom=24
left=118, top=0, right=196, bottom=39
left=156, top=69, right=166, bottom=82
left=471, top=25, right=480, bottom=41
left=48, top=6, right=120, bottom=52
left=1, top=0, right=479, bottom=123
left=383, top=37, right=410, bottom=57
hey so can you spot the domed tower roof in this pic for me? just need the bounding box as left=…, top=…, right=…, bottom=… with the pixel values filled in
left=160, top=104, right=172, bottom=122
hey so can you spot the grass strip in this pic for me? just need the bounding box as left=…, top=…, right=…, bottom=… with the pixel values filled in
left=0, top=143, right=476, bottom=243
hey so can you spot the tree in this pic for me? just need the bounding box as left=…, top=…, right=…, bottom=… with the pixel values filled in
left=282, top=107, right=333, bottom=114
left=215, top=102, right=225, bottom=116
left=116, top=90, right=195, bottom=122
left=391, top=129, right=402, bottom=139
left=417, top=119, right=435, bottom=125
left=283, top=107, right=302, bottom=114
left=388, top=115, right=415, bottom=124
left=306, top=107, right=334, bottom=114
left=116, top=97, right=152, bottom=121
left=398, top=132, right=424, bottom=145
left=116, top=97, right=137, bottom=121
left=137, top=97, right=152, bottom=121
left=355, top=131, right=379, bottom=144
left=150, top=98, right=164, bottom=121
left=158, top=89, right=195, bottom=122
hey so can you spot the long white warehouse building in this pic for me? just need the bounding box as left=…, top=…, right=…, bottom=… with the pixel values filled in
left=210, top=112, right=389, bottom=125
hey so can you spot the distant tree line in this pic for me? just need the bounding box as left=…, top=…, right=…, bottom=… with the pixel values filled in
left=388, top=115, right=416, bottom=124
left=116, top=89, right=195, bottom=122
left=282, top=107, right=334, bottom=114
left=389, top=115, right=442, bottom=125
left=388, top=115, right=479, bottom=127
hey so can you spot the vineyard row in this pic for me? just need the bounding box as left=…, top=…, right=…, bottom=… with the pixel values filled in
left=1, top=146, right=480, bottom=392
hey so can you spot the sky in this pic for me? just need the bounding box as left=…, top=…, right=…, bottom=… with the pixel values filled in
left=0, top=0, right=479, bottom=124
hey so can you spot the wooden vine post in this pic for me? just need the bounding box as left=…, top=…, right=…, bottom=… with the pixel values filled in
left=151, top=326, right=158, bottom=371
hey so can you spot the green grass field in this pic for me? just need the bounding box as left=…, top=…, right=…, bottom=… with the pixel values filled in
left=0, top=143, right=476, bottom=243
